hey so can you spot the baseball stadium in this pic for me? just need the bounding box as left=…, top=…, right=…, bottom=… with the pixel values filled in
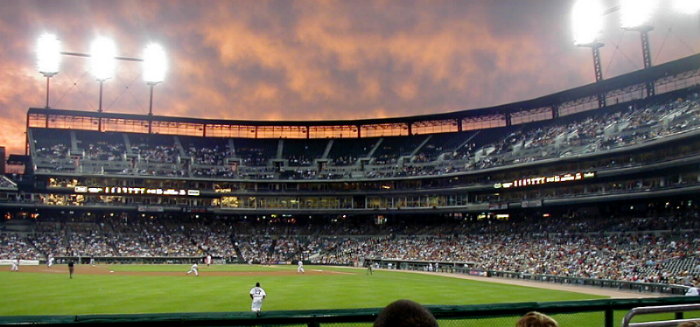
left=2, top=1, right=700, bottom=327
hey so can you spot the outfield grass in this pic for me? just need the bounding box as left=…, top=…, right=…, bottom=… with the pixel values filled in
left=0, top=264, right=694, bottom=327
left=0, top=264, right=602, bottom=315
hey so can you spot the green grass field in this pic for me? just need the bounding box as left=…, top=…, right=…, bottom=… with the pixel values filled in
left=0, top=264, right=601, bottom=315
left=0, top=264, right=694, bottom=327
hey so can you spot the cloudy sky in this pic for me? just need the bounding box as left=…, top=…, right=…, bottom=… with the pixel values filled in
left=0, top=0, right=698, bottom=156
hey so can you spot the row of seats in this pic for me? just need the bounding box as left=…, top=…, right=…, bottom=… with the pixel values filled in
left=30, top=94, right=700, bottom=179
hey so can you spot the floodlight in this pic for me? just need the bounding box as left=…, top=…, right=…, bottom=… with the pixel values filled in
left=142, top=43, right=167, bottom=85
left=37, top=33, right=61, bottom=76
left=572, top=0, right=604, bottom=46
left=620, top=0, right=658, bottom=29
left=90, top=37, right=117, bottom=81
left=673, top=0, right=700, bottom=14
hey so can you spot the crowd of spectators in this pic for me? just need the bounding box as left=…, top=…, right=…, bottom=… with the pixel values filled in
left=2, top=212, right=698, bottom=286
left=84, top=142, right=126, bottom=161
left=30, top=94, right=700, bottom=180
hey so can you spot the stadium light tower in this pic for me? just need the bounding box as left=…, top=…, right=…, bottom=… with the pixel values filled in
left=572, top=0, right=606, bottom=108
left=36, top=33, right=61, bottom=109
left=143, top=43, right=167, bottom=134
left=620, top=0, right=657, bottom=97
left=90, top=37, right=117, bottom=114
left=143, top=43, right=167, bottom=115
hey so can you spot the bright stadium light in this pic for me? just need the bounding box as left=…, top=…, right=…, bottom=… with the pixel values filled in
left=143, top=43, right=167, bottom=85
left=90, top=37, right=117, bottom=82
left=36, top=33, right=61, bottom=76
left=673, top=0, right=700, bottom=14
left=36, top=33, right=61, bottom=108
left=142, top=43, right=167, bottom=123
left=573, top=0, right=605, bottom=100
left=620, top=0, right=658, bottom=29
left=90, top=36, right=117, bottom=115
left=572, top=0, right=604, bottom=46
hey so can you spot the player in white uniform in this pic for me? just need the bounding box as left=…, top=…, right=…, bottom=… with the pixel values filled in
left=686, top=285, right=699, bottom=296
left=186, top=263, right=199, bottom=276
left=206, top=255, right=212, bottom=267
left=47, top=254, right=54, bottom=268
left=249, top=282, right=266, bottom=314
left=10, top=259, right=19, bottom=272
left=297, top=260, right=305, bottom=273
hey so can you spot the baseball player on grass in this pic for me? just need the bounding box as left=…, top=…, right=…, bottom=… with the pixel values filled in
left=186, top=262, right=199, bottom=277
left=249, top=282, right=266, bottom=315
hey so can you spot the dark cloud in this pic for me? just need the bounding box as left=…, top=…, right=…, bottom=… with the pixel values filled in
left=0, top=0, right=698, bottom=156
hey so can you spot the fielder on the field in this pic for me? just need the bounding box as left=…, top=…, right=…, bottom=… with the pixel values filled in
left=297, top=260, right=305, bottom=273
left=249, top=282, right=266, bottom=314
left=10, top=259, right=19, bottom=272
left=687, top=285, right=699, bottom=296
left=47, top=254, right=54, bottom=268
left=187, top=263, right=199, bottom=276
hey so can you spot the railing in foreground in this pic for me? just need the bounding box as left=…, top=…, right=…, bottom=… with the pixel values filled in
left=0, top=296, right=698, bottom=327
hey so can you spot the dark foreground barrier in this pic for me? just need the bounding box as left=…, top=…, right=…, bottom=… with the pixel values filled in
left=1, top=296, right=699, bottom=327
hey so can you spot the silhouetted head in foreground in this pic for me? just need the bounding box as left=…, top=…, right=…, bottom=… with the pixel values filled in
left=515, top=311, right=559, bottom=327
left=677, top=320, right=700, bottom=327
left=373, top=299, right=438, bottom=327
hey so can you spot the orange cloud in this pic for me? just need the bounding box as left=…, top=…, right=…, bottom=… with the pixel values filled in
left=0, top=0, right=698, bottom=159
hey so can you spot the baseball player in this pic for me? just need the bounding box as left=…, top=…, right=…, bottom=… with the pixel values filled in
left=249, top=282, right=266, bottom=314
left=10, top=258, right=19, bottom=272
left=68, top=261, right=74, bottom=279
left=47, top=254, right=54, bottom=268
left=297, top=260, right=305, bottom=273
left=206, top=254, right=212, bottom=267
left=686, top=285, right=699, bottom=296
left=187, top=263, right=199, bottom=276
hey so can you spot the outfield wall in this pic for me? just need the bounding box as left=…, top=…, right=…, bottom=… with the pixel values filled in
left=369, top=260, right=690, bottom=296
left=0, top=259, right=38, bottom=266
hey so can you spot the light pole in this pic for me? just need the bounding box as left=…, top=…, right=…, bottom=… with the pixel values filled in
left=35, top=34, right=169, bottom=133
left=142, top=43, right=168, bottom=134
left=620, top=0, right=657, bottom=97
left=36, top=33, right=61, bottom=108
left=572, top=0, right=607, bottom=108
left=90, top=37, right=117, bottom=114
left=90, top=37, right=117, bottom=131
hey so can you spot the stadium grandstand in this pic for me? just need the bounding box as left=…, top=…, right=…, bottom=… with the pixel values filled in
left=1, top=52, right=700, bottom=296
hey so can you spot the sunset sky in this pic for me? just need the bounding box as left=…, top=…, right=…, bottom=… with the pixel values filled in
left=0, top=0, right=698, bottom=156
